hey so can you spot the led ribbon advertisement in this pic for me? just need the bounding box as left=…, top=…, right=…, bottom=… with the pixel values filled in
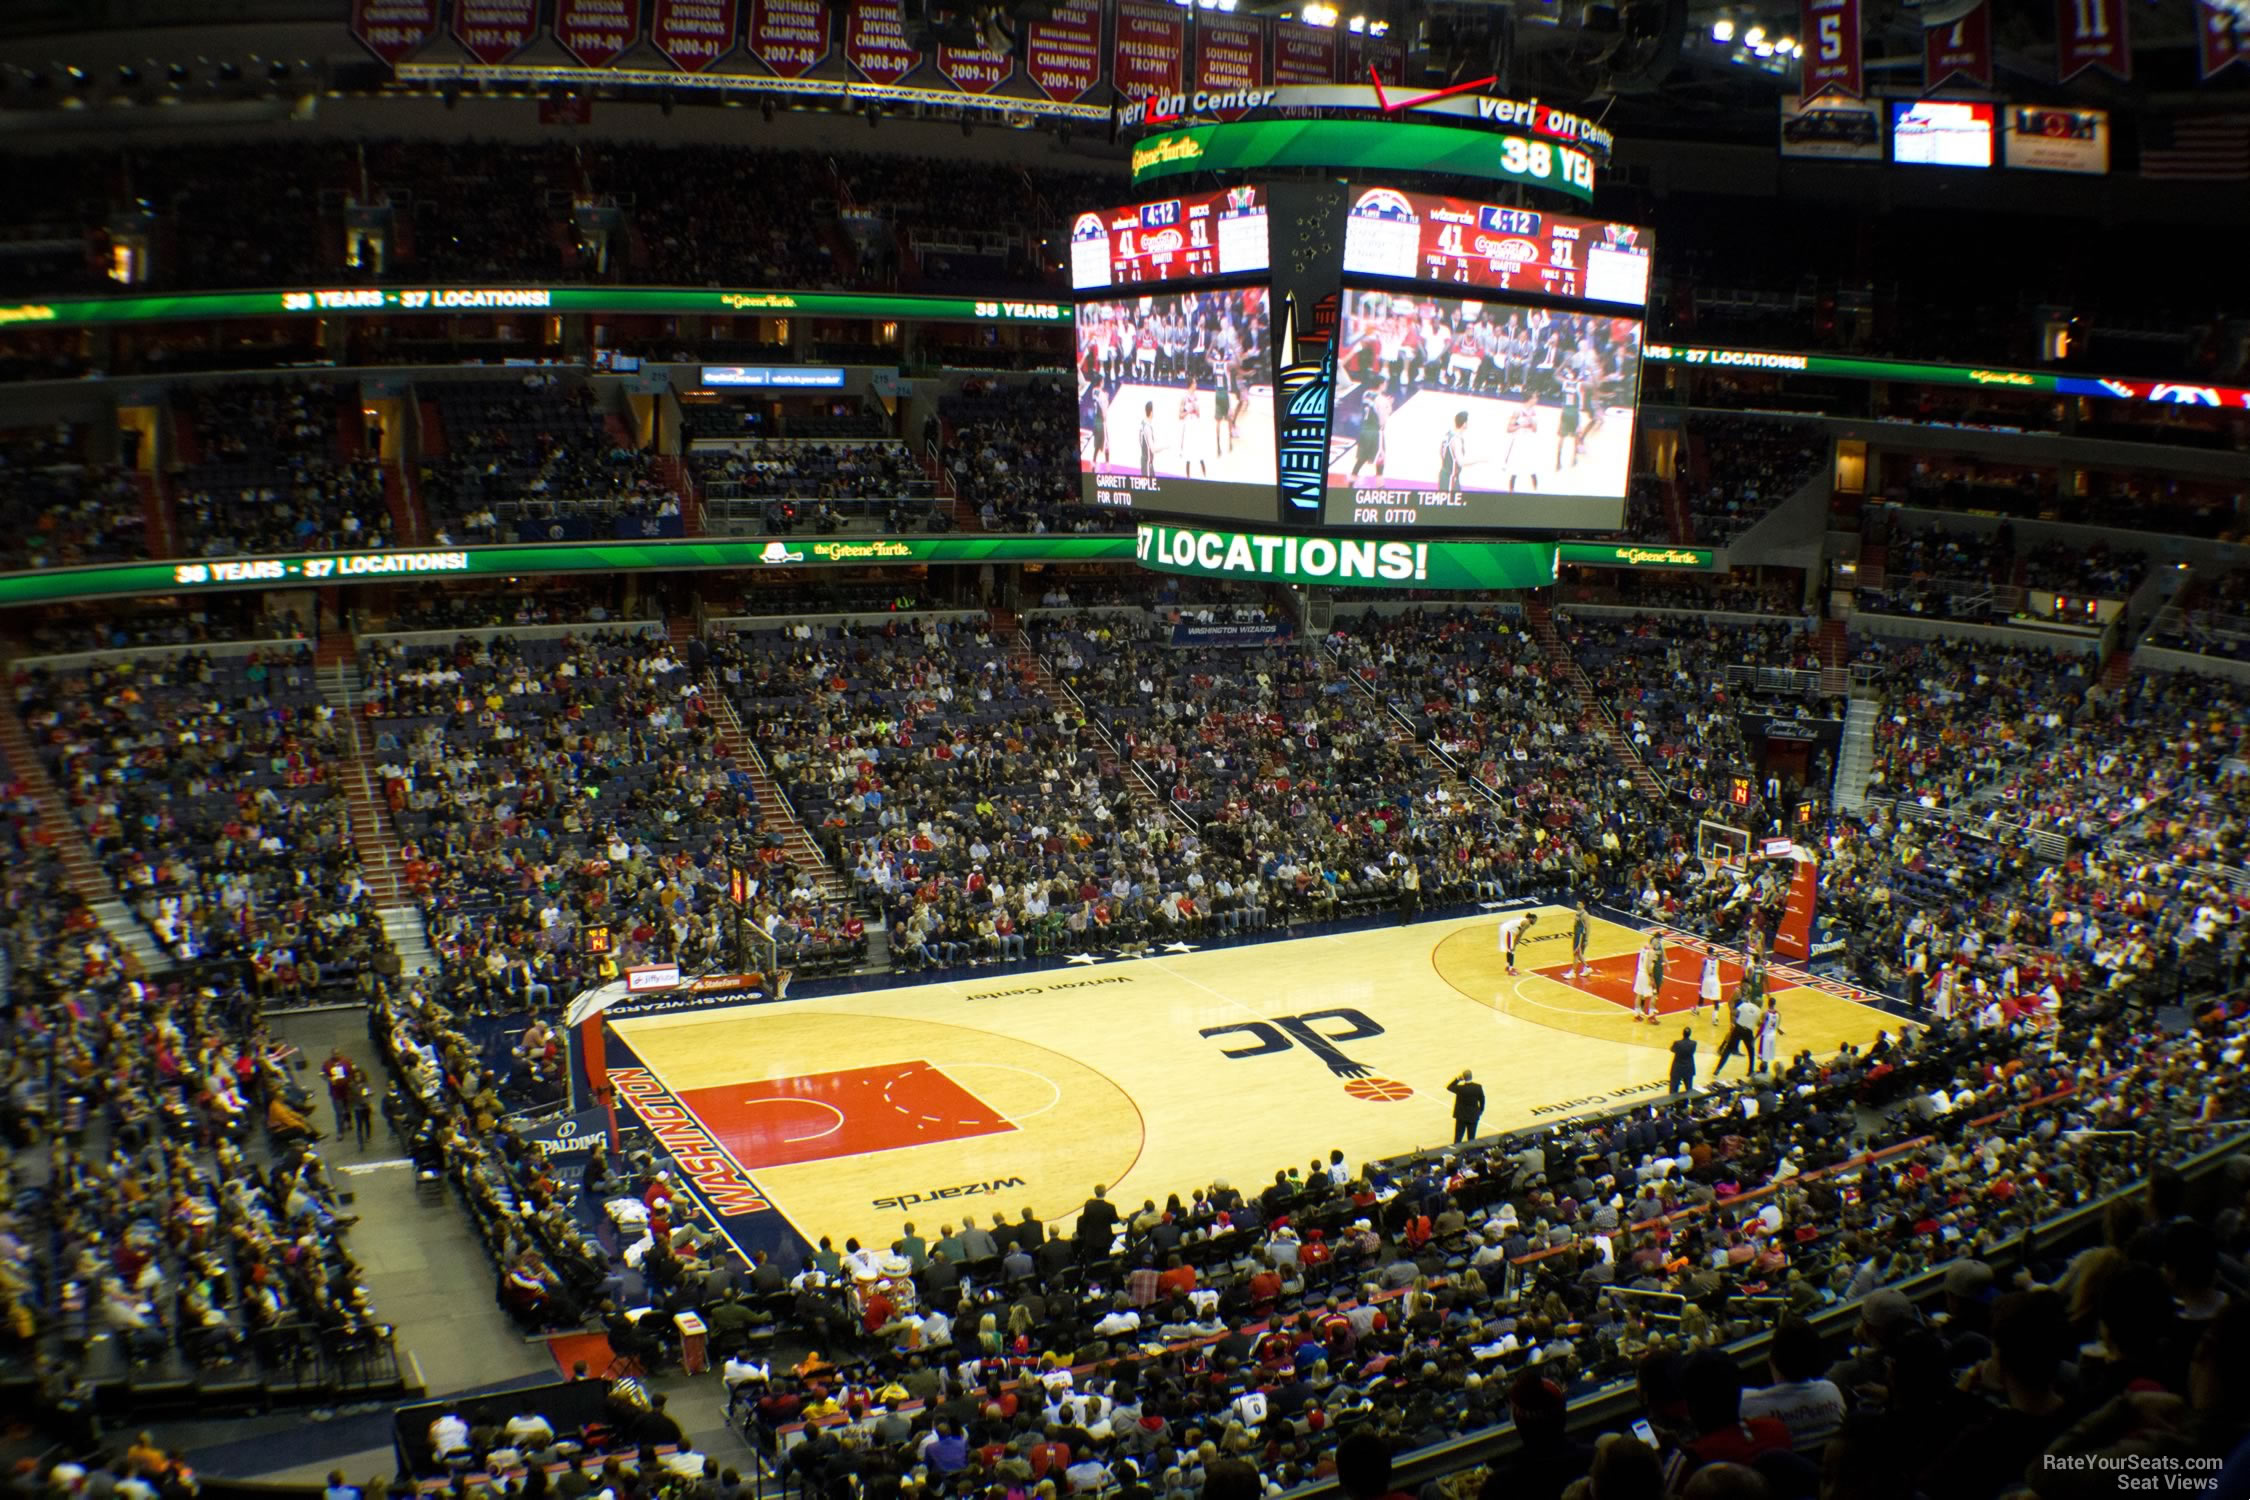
left=1128, top=120, right=1597, bottom=202
left=1134, top=523, right=1558, bottom=590
left=1644, top=342, right=2250, bottom=410
left=0, top=535, right=1138, bottom=607
left=0, top=286, right=1071, bottom=331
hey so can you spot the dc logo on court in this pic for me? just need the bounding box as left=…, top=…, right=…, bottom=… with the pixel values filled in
left=1198, top=1009, right=1414, bottom=1102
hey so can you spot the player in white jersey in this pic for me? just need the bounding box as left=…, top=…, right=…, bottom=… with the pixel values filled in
left=1632, top=934, right=1665, bottom=1023
left=1496, top=912, right=1537, bottom=975
left=1501, top=405, right=1542, bottom=492
left=1756, top=1003, right=1785, bottom=1072
left=1698, top=951, right=1724, bottom=1023
left=1178, top=385, right=1211, bottom=477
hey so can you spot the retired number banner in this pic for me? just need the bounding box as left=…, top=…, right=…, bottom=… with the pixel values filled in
left=2056, top=0, right=2129, bottom=81
left=1924, top=0, right=1993, bottom=91
left=1801, top=0, right=1862, bottom=101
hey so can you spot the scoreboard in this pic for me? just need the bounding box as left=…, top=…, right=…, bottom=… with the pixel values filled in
left=1070, top=186, right=1272, bottom=292
left=1340, top=187, right=1653, bottom=309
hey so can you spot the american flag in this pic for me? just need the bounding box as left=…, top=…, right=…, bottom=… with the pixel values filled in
left=2141, top=115, right=2250, bottom=180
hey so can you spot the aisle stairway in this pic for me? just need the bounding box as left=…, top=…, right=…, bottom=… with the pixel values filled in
left=1523, top=599, right=1669, bottom=802
left=1321, top=639, right=1496, bottom=809
left=1832, top=695, right=1880, bottom=816
left=671, top=617, right=855, bottom=908
left=314, top=640, right=437, bottom=976
left=0, top=708, right=170, bottom=974
left=1001, top=617, right=1175, bottom=823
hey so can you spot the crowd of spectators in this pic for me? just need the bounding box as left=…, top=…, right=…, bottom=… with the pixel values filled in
left=17, top=648, right=392, bottom=995
left=2147, top=569, right=2250, bottom=661
left=1, top=678, right=393, bottom=1388
left=174, top=381, right=390, bottom=557
left=358, top=627, right=861, bottom=1014
left=422, top=378, right=680, bottom=545
left=942, top=381, right=1124, bottom=536
left=1563, top=611, right=1825, bottom=812
left=0, top=428, right=148, bottom=572
left=693, top=439, right=935, bottom=534
left=1672, top=417, right=1826, bottom=545
left=1864, top=513, right=2150, bottom=617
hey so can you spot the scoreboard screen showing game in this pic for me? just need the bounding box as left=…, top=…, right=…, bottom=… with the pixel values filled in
left=1321, top=287, right=1642, bottom=532
left=1076, top=286, right=1278, bottom=524
left=1341, top=187, right=1653, bottom=309
left=1069, top=187, right=1272, bottom=292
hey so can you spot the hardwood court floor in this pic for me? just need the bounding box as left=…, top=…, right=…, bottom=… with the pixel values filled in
left=609, top=906, right=1902, bottom=1256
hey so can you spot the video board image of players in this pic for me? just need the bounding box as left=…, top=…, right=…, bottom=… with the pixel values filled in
left=1322, top=288, right=1644, bottom=528
left=1075, top=288, right=1277, bottom=515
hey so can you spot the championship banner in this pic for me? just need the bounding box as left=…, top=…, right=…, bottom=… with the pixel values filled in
left=351, top=0, right=439, bottom=65
left=1343, top=29, right=1405, bottom=87
left=2056, top=0, right=2129, bottom=82
left=1026, top=0, right=1103, bottom=101
left=842, top=0, right=919, bottom=84
left=1116, top=5, right=1187, bottom=100
left=1271, top=20, right=1339, bottom=84
left=1924, top=0, right=1993, bottom=91
left=2199, top=0, right=2249, bottom=79
left=554, top=0, right=641, bottom=67
left=1800, top=0, right=1863, bottom=102
left=651, top=0, right=738, bottom=71
left=937, top=38, right=1012, bottom=93
left=453, top=0, right=538, bottom=64
left=748, top=0, right=828, bottom=77
left=1195, top=14, right=1266, bottom=115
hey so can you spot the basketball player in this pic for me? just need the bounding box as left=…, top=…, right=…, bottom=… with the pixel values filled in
left=1698, top=949, right=1724, bottom=1023
left=1137, top=400, right=1159, bottom=480
left=1083, top=382, right=1109, bottom=466
left=1350, top=380, right=1390, bottom=481
left=1756, top=1002, right=1785, bottom=1073
left=1554, top=362, right=1586, bottom=473
left=1437, top=412, right=1471, bottom=499
left=1496, top=911, right=1537, bottom=975
left=1569, top=902, right=1591, bottom=978
left=1631, top=934, right=1664, bottom=1023
left=1501, top=403, right=1542, bottom=493
left=1212, top=365, right=1234, bottom=456
left=1178, top=383, right=1210, bottom=478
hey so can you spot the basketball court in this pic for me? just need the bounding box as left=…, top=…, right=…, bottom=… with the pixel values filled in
left=1327, top=388, right=1636, bottom=498
left=601, top=906, right=1904, bottom=1263
left=1082, top=380, right=1278, bottom=484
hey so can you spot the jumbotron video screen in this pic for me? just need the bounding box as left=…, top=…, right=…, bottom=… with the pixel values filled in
left=1075, top=287, right=1278, bottom=524
left=1321, top=288, right=1644, bottom=531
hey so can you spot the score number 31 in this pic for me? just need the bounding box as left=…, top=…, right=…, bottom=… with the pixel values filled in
left=1500, top=137, right=1594, bottom=194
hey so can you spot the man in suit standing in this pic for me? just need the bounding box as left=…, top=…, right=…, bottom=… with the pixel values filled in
left=1447, top=1070, right=1486, bottom=1144
left=1669, top=1027, right=1698, bottom=1098
left=1076, top=1185, right=1121, bottom=1263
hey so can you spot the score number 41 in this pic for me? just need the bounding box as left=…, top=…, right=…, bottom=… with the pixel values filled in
left=1501, top=137, right=1594, bottom=194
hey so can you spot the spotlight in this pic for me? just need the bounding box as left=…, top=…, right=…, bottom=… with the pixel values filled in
left=117, top=64, right=140, bottom=87
left=1710, top=18, right=1734, bottom=42
left=166, top=62, right=189, bottom=87
left=269, top=59, right=291, bottom=81
left=1743, top=24, right=1764, bottom=45
left=65, top=65, right=89, bottom=89
left=216, top=60, right=241, bottom=83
